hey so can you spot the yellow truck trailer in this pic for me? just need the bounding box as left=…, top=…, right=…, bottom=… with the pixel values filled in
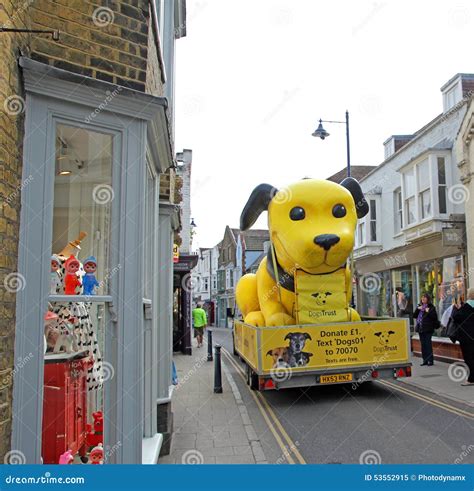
left=233, top=318, right=412, bottom=391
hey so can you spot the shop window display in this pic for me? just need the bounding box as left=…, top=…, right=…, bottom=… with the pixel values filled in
left=360, top=272, right=392, bottom=317
left=438, top=255, right=465, bottom=321
left=43, top=124, right=113, bottom=464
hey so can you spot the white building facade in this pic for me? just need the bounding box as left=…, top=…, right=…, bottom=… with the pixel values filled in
left=354, top=74, right=472, bottom=331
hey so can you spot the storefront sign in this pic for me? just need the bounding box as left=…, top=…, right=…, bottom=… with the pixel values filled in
left=173, top=244, right=179, bottom=263
left=442, top=227, right=464, bottom=247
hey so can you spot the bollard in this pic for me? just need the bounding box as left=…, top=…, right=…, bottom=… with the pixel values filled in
left=214, top=344, right=223, bottom=394
left=207, top=329, right=213, bottom=362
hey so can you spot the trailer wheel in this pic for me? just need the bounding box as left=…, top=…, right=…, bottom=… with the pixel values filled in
left=232, top=332, right=238, bottom=356
left=248, top=368, right=259, bottom=391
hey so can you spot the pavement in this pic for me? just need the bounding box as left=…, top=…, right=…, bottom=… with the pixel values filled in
left=400, top=353, right=474, bottom=407
left=158, top=343, right=267, bottom=464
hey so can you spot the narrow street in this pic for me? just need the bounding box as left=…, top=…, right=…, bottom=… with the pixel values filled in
left=211, top=328, right=474, bottom=465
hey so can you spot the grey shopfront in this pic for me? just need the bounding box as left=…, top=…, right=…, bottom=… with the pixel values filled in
left=12, top=59, right=176, bottom=464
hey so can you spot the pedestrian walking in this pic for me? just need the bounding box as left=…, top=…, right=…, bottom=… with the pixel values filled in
left=414, top=293, right=438, bottom=366
left=452, top=288, right=474, bottom=386
left=192, top=303, right=207, bottom=348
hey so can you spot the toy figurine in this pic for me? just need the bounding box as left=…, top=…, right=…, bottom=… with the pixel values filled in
left=86, top=411, right=103, bottom=449
left=44, top=311, right=59, bottom=354
left=82, top=256, right=99, bottom=296
left=64, top=255, right=81, bottom=295
left=50, top=254, right=62, bottom=294
left=53, top=310, right=79, bottom=354
left=59, top=450, right=74, bottom=464
left=89, top=444, right=104, bottom=465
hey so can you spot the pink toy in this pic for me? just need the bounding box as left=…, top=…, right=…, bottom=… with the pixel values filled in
left=44, top=311, right=59, bottom=353
left=59, top=449, right=74, bottom=464
left=89, top=443, right=103, bottom=465
left=64, top=255, right=81, bottom=295
left=50, top=254, right=61, bottom=294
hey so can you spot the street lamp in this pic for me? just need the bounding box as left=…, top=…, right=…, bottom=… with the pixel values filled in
left=312, top=110, right=351, bottom=177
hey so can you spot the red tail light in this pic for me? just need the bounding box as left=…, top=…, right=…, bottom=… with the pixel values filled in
left=371, top=370, right=379, bottom=379
left=264, top=379, right=275, bottom=390
left=396, top=368, right=406, bottom=378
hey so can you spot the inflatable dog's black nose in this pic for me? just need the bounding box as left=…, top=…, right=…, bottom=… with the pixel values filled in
left=314, top=234, right=340, bottom=251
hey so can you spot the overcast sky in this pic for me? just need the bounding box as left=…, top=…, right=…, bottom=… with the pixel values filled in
left=175, top=0, right=473, bottom=249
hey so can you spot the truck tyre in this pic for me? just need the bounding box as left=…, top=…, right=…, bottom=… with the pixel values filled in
left=249, top=370, right=259, bottom=391
left=232, top=332, right=238, bottom=356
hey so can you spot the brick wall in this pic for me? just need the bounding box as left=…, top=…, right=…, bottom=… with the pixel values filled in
left=29, top=0, right=151, bottom=92
left=0, top=0, right=32, bottom=462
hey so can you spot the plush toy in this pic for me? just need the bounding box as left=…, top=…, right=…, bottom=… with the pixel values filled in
left=89, top=443, right=103, bottom=465
left=53, top=309, right=79, bottom=354
left=44, top=311, right=59, bottom=354
left=64, top=255, right=81, bottom=295
left=86, top=411, right=103, bottom=448
left=59, top=450, right=74, bottom=464
left=235, top=178, right=369, bottom=327
left=82, top=256, right=99, bottom=296
left=50, top=254, right=62, bottom=294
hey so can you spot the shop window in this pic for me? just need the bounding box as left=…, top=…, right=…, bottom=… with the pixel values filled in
left=394, top=188, right=403, bottom=234
left=392, top=269, right=414, bottom=322
left=45, top=124, right=114, bottom=464
left=437, top=157, right=447, bottom=214
left=403, top=168, right=416, bottom=225
left=438, top=255, right=465, bottom=322
left=369, top=199, right=377, bottom=242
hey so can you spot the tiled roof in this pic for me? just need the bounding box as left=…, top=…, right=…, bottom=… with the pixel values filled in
left=231, top=228, right=269, bottom=251
left=326, top=166, right=377, bottom=183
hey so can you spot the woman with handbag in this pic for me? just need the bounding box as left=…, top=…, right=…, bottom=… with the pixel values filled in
left=452, top=288, right=474, bottom=386
left=414, top=293, right=438, bottom=366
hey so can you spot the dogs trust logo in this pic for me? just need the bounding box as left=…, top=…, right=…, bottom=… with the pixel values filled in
left=373, top=330, right=397, bottom=353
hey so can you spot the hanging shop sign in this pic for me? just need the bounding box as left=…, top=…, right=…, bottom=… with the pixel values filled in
left=442, top=227, right=464, bottom=247
left=173, top=244, right=180, bottom=263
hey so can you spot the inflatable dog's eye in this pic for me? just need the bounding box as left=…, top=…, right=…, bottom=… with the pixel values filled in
left=332, top=204, right=346, bottom=218
left=290, top=207, right=305, bottom=221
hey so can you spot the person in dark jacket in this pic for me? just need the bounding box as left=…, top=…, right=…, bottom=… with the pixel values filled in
left=414, top=293, right=438, bottom=366
left=452, top=288, right=474, bottom=386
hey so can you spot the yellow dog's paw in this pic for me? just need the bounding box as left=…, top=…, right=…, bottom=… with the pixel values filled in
left=244, top=311, right=266, bottom=326
left=267, top=313, right=296, bottom=327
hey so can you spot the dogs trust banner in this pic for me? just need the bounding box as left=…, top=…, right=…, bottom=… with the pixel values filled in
left=260, top=320, right=410, bottom=372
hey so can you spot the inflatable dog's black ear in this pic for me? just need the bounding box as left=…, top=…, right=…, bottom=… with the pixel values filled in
left=340, top=177, right=369, bottom=218
left=240, top=183, right=278, bottom=230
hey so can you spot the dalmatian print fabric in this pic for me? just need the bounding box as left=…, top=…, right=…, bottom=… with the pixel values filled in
left=49, top=256, right=103, bottom=391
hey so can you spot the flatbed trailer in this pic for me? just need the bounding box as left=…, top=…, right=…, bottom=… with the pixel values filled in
left=233, top=319, right=412, bottom=391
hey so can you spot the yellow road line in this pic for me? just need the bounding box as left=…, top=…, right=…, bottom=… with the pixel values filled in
left=378, top=380, right=474, bottom=420
left=221, top=348, right=298, bottom=464
left=256, top=392, right=306, bottom=464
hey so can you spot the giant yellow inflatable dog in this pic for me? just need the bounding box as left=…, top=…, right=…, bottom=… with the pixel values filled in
left=236, top=178, right=369, bottom=327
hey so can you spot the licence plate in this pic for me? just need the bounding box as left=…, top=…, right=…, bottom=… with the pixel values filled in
left=319, top=373, right=353, bottom=384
